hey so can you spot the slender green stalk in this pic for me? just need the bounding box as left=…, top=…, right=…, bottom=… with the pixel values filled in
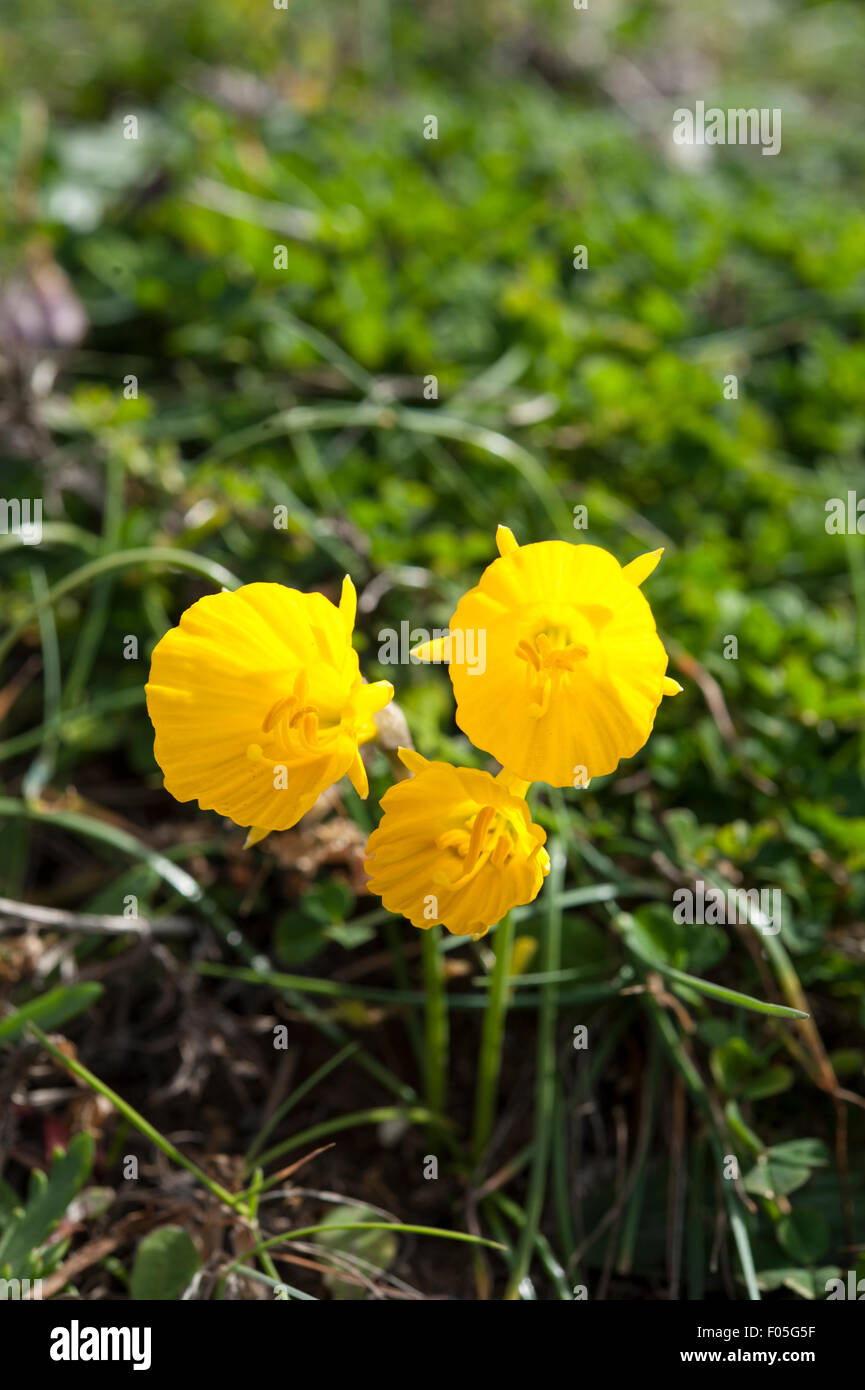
left=650, top=957, right=807, bottom=1020
left=245, top=1166, right=283, bottom=1285
left=728, top=1205, right=761, bottom=1301
left=244, top=1042, right=360, bottom=1171
left=0, top=547, right=242, bottom=671
left=0, top=523, right=102, bottom=555
left=206, top=401, right=561, bottom=530
left=551, top=1082, right=576, bottom=1259
left=251, top=1106, right=435, bottom=1178
left=647, top=999, right=761, bottom=1300
left=383, top=917, right=424, bottom=1071
left=420, top=924, right=448, bottom=1121
left=0, top=686, right=144, bottom=760
left=195, top=958, right=617, bottom=1011
left=686, top=1133, right=708, bottom=1300
left=28, top=1023, right=244, bottom=1212
left=616, top=1031, right=660, bottom=1275
left=488, top=1191, right=572, bottom=1300
left=21, top=566, right=61, bottom=800
left=505, top=843, right=564, bottom=1298
left=472, top=912, right=514, bottom=1165
left=63, top=454, right=125, bottom=708
left=231, top=1221, right=506, bottom=1268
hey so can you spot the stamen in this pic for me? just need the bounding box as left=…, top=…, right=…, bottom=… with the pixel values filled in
left=528, top=678, right=552, bottom=718
left=262, top=695, right=294, bottom=733
left=491, top=835, right=511, bottom=868
left=463, top=805, right=496, bottom=874
left=515, top=639, right=540, bottom=670
left=436, top=828, right=468, bottom=852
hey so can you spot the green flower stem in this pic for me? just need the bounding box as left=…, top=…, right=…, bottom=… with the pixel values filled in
left=420, top=923, right=449, bottom=1122
left=472, top=911, right=515, bottom=1166
left=505, top=842, right=564, bottom=1298
left=28, top=1022, right=245, bottom=1213
left=383, top=917, right=425, bottom=1075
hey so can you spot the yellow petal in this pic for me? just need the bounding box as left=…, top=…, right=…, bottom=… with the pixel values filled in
left=446, top=539, right=668, bottom=785
left=495, top=524, right=519, bottom=558
left=339, top=574, right=357, bottom=633
left=364, top=758, right=549, bottom=936
left=146, top=581, right=382, bottom=833
left=662, top=676, right=683, bottom=696
left=244, top=825, right=272, bottom=849
left=621, top=548, right=664, bottom=586
left=346, top=749, right=369, bottom=798
left=496, top=768, right=530, bottom=798
left=357, top=679, right=395, bottom=717
left=397, top=747, right=429, bottom=776
left=410, top=635, right=452, bottom=664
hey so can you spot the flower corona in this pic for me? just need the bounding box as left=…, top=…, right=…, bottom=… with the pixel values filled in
left=146, top=578, right=392, bottom=836
left=412, top=526, right=681, bottom=786
left=364, top=750, right=550, bottom=937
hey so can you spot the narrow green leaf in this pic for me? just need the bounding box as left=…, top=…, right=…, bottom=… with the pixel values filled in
left=0, top=983, right=104, bottom=1046
left=656, top=962, right=808, bottom=1020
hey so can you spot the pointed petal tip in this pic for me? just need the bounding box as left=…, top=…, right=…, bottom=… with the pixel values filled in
left=622, top=547, right=665, bottom=586
left=347, top=749, right=369, bottom=798
left=339, top=574, right=358, bottom=630
left=410, top=635, right=452, bottom=664
left=397, top=747, right=428, bottom=775
left=495, top=524, right=519, bottom=558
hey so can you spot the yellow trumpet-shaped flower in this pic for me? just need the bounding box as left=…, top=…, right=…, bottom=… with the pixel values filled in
left=146, top=578, right=393, bottom=834
left=412, top=527, right=682, bottom=787
left=364, top=750, right=550, bottom=937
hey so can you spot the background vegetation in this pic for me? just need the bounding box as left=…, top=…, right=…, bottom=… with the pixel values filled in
left=1, top=0, right=863, bottom=1300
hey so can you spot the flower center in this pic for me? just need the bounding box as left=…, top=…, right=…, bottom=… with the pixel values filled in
left=515, top=622, right=591, bottom=717
left=247, top=670, right=351, bottom=768
left=433, top=803, right=542, bottom=889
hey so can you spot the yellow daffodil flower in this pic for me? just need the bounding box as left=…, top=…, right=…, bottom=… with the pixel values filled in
left=146, top=578, right=393, bottom=837
left=364, top=750, right=550, bottom=937
left=412, top=526, right=682, bottom=787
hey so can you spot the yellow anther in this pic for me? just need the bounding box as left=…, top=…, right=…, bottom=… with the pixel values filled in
left=263, top=695, right=294, bottom=733
left=491, top=835, right=511, bottom=868
left=528, top=678, right=552, bottom=718
left=463, top=804, right=496, bottom=874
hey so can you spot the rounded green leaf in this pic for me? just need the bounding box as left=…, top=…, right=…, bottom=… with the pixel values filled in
left=130, top=1226, right=201, bottom=1301
left=776, top=1207, right=831, bottom=1266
